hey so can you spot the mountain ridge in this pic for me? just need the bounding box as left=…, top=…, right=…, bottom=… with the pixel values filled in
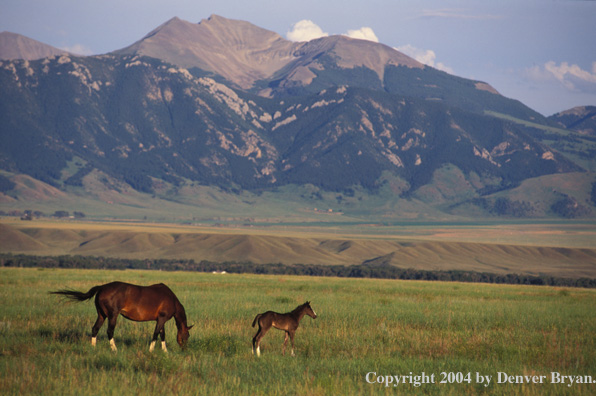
left=1, top=16, right=594, bottom=221
left=114, top=15, right=425, bottom=92
left=549, top=106, right=596, bottom=135
left=0, top=31, right=70, bottom=60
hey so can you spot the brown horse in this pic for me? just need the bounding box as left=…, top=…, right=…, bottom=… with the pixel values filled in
left=51, top=281, right=192, bottom=352
left=251, top=301, right=317, bottom=357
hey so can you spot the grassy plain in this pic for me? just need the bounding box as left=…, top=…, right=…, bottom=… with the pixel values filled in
left=1, top=267, right=595, bottom=395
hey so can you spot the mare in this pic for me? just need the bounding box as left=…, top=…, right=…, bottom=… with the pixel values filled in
left=251, top=301, right=317, bottom=356
left=51, top=281, right=192, bottom=352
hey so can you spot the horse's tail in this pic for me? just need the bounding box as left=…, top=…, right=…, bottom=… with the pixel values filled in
left=50, top=285, right=102, bottom=302
left=251, top=314, right=262, bottom=327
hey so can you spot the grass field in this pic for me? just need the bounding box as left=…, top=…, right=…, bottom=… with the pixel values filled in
left=1, top=267, right=595, bottom=395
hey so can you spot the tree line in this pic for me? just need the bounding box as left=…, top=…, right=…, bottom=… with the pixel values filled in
left=1, top=253, right=595, bottom=289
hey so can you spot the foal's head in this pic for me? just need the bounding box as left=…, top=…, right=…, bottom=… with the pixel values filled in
left=304, top=301, right=317, bottom=319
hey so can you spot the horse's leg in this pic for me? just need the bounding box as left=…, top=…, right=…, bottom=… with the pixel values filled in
left=159, top=327, right=168, bottom=352
left=92, top=298, right=107, bottom=347
left=149, top=315, right=168, bottom=353
left=91, top=313, right=105, bottom=347
left=106, top=313, right=119, bottom=351
left=159, top=325, right=167, bottom=352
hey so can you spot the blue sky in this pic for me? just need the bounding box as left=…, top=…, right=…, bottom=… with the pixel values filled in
left=1, top=0, right=595, bottom=116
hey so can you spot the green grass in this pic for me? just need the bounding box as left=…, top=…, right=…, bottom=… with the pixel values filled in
left=484, top=111, right=576, bottom=136
left=1, top=267, right=595, bottom=395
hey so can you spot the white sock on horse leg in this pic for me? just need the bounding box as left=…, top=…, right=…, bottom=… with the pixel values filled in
left=149, top=341, right=156, bottom=352
left=91, top=337, right=96, bottom=347
left=110, top=338, right=117, bottom=351
left=161, top=341, right=167, bottom=352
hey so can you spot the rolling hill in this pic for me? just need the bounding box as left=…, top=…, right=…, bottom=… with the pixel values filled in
left=2, top=221, right=596, bottom=278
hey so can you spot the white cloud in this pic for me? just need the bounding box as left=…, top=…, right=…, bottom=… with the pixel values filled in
left=395, top=44, right=454, bottom=74
left=526, top=61, right=596, bottom=94
left=419, top=8, right=502, bottom=20
left=287, top=21, right=379, bottom=43
left=60, top=44, right=94, bottom=56
left=344, top=27, right=378, bottom=43
left=286, top=20, right=328, bottom=42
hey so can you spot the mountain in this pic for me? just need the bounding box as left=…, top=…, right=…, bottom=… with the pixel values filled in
left=114, top=16, right=423, bottom=91
left=549, top=106, right=596, bottom=136
left=0, top=32, right=69, bottom=60
left=114, top=16, right=544, bottom=123
left=0, top=16, right=594, bottom=221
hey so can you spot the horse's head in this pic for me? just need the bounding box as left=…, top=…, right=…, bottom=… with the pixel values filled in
left=177, top=324, right=193, bottom=349
left=305, top=301, right=317, bottom=319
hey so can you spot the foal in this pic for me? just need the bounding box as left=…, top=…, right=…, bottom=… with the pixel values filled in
left=251, top=301, right=317, bottom=356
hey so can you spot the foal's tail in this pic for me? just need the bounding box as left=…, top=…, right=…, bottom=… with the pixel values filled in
left=251, top=314, right=262, bottom=327
left=50, top=285, right=102, bottom=302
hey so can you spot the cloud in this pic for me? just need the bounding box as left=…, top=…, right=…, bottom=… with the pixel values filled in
left=419, top=8, right=502, bottom=20
left=526, top=61, right=596, bottom=94
left=286, top=20, right=328, bottom=42
left=60, top=44, right=94, bottom=56
left=395, top=44, right=454, bottom=74
left=287, top=21, right=379, bottom=43
left=344, top=27, right=379, bottom=43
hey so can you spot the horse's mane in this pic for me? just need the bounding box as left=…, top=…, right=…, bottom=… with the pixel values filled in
left=174, top=298, right=188, bottom=326
left=290, top=301, right=309, bottom=315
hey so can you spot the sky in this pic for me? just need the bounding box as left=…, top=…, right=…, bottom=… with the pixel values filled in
left=1, top=0, right=595, bottom=116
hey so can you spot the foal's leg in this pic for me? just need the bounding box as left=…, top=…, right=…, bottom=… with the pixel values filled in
left=289, top=330, right=296, bottom=357
left=282, top=332, right=289, bottom=355
left=252, top=325, right=269, bottom=357
left=252, top=327, right=261, bottom=356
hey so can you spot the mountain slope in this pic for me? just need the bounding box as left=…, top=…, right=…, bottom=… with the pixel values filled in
left=0, top=32, right=69, bottom=60
left=1, top=54, right=581, bottom=193
left=549, top=106, right=596, bottom=136
left=0, top=54, right=283, bottom=190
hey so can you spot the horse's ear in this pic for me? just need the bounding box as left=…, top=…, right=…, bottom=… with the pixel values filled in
left=188, top=325, right=194, bottom=330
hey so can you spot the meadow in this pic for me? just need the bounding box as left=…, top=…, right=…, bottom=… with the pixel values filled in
left=1, top=267, right=595, bottom=395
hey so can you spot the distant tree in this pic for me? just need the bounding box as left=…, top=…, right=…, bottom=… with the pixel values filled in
left=551, top=194, right=591, bottom=218
left=73, top=211, right=86, bottom=219
left=52, top=210, right=69, bottom=218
